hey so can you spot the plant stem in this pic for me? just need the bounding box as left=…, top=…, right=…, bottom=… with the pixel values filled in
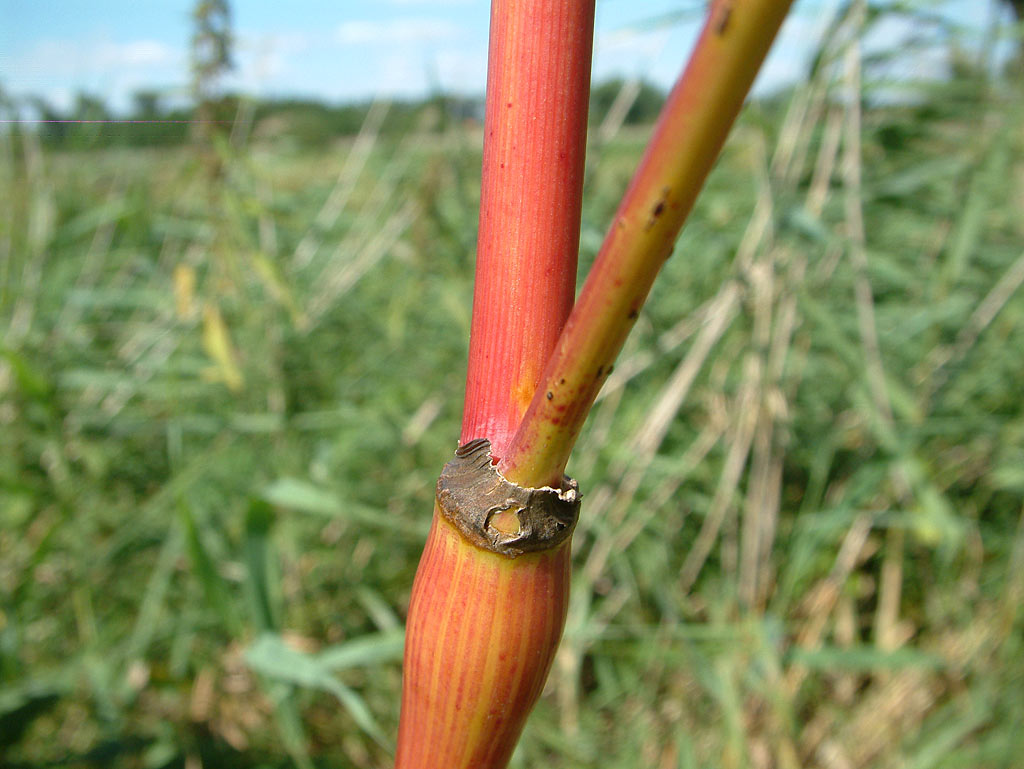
left=395, top=2, right=595, bottom=766
left=460, top=0, right=595, bottom=460
left=499, top=0, right=795, bottom=488
left=394, top=510, right=571, bottom=769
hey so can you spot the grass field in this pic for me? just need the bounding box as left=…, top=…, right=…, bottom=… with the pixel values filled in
left=3, top=9, right=1024, bottom=769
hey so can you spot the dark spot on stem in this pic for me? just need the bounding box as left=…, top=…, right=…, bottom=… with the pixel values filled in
left=715, top=3, right=732, bottom=35
left=596, top=366, right=604, bottom=378
left=546, top=391, right=553, bottom=400
left=559, top=378, right=566, bottom=385
left=645, top=187, right=671, bottom=231
left=628, top=308, right=639, bottom=320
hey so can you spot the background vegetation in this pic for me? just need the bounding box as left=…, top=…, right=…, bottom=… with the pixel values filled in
left=2, top=1, right=1023, bottom=767
left=2, top=78, right=666, bottom=152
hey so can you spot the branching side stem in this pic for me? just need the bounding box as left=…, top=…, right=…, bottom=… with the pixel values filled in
left=500, top=0, right=795, bottom=488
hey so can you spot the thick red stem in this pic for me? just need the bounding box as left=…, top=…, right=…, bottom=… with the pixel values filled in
left=394, top=513, right=570, bottom=769
left=396, top=4, right=595, bottom=766
left=460, top=0, right=595, bottom=460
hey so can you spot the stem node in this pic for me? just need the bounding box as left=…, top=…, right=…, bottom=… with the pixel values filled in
left=437, top=438, right=580, bottom=557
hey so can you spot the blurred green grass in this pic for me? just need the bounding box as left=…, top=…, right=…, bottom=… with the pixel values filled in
left=3, top=6, right=1024, bottom=769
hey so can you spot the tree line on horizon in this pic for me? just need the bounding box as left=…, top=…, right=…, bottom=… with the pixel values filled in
left=0, top=78, right=669, bottom=151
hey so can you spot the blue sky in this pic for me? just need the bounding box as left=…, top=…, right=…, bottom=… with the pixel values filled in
left=1, top=0, right=1001, bottom=113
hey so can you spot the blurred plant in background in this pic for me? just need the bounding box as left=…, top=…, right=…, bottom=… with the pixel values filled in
left=1, top=1, right=1023, bottom=767
left=190, top=0, right=234, bottom=174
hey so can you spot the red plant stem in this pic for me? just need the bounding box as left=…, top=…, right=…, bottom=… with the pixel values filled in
left=394, top=512, right=570, bottom=768
left=500, top=0, right=794, bottom=488
left=460, top=0, right=595, bottom=460
left=395, top=3, right=595, bottom=766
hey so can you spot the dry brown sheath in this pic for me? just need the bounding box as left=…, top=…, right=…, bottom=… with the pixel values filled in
left=436, top=438, right=581, bottom=557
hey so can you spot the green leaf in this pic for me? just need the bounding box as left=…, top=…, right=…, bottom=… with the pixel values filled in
left=245, top=633, right=390, bottom=747
left=0, top=346, right=54, bottom=402
left=316, top=629, right=405, bottom=670
left=788, top=644, right=944, bottom=671
left=243, top=499, right=280, bottom=632
left=261, top=478, right=342, bottom=516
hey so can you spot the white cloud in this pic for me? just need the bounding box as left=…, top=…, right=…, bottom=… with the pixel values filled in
left=8, top=37, right=183, bottom=111
left=384, top=0, right=478, bottom=5
left=111, top=40, right=176, bottom=67
left=435, top=48, right=488, bottom=92
left=17, top=38, right=178, bottom=76
left=336, top=19, right=461, bottom=45
left=595, top=26, right=672, bottom=56
left=374, top=51, right=432, bottom=95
